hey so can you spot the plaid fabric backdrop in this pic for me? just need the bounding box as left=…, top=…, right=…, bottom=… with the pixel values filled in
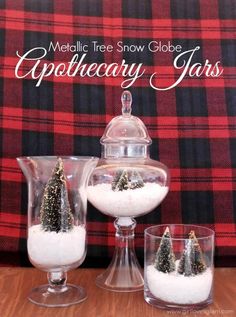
left=0, top=0, right=236, bottom=267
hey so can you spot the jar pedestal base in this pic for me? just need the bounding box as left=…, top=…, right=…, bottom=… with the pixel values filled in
left=28, top=284, right=87, bottom=307
left=96, top=217, right=144, bottom=292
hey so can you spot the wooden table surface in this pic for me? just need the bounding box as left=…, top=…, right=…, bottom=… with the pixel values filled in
left=0, top=268, right=235, bottom=317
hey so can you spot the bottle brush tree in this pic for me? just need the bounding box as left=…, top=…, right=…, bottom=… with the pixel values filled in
left=178, top=230, right=207, bottom=276
left=111, top=170, right=129, bottom=191
left=40, top=158, right=74, bottom=233
left=130, top=170, right=144, bottom=189
left=154, top=227, right=176, bottom=273
left=112, top=169, right=144, bottom=191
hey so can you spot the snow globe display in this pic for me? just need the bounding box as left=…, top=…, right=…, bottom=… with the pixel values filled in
left=87, top=91, right=170, bottom=291
left=17, top=156, right=98, bottom=307
left=144, top=224, right=214, bottom=310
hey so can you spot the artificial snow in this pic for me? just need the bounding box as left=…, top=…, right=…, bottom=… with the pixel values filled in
left=87, top=183, right=168, bottom=217
left=146, top=264, right=213, bottom=305
left=28, top=224, right=86, bottom=268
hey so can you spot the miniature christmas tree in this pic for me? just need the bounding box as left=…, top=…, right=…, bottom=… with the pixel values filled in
left=40, top=158, right=74, bottom=233
left=111, top=169, right=144, bottom=191
left=154, top=227, right=176, bottom=273
left=178, top=230, right=207, bottom=276
left=130, top=170, right=144, bottom=189
left=111, top=170, right=130, bottom=191
left=189, top=230, right=207, bottom=274
left=177, top=239, right=194, bottom=276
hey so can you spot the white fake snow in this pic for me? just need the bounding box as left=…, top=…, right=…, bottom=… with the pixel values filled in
left=146, top=264, right=213, bottom=305
left=87, top=183, right=168, bottom=217
left=28, top=224, right=86, bottom=268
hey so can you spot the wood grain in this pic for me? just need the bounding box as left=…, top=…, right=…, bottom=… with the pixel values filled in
left=0, top=268, right=235, bottom=317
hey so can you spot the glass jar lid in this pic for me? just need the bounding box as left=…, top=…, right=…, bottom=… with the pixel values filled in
left=101, top=91, right=152, bottom=158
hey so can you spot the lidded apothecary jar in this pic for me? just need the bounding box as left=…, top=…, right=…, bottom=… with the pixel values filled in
left=88, top=91, right=170, bottom=292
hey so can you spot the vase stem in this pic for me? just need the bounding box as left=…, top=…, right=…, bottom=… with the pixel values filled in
left=47, top=271, right=67, bottom=293
left=96, top=217, right=144, bottom=292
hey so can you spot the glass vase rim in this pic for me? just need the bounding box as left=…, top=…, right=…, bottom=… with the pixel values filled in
left=144, top=224, right=215, bottom=240
left=16, top=156, right=99, bottom=161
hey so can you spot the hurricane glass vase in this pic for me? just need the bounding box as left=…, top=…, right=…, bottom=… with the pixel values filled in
left=17, top=156, right=98, bottom=307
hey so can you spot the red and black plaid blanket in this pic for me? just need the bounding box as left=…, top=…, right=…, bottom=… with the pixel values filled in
left=0, top=0, right=236, bottom=267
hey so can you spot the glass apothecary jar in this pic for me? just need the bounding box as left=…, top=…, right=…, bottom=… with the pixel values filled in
left=88, top=91, right=170, bottom=291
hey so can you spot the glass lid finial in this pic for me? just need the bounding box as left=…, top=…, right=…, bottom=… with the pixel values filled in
left=121, top=90, right=132, bottom=117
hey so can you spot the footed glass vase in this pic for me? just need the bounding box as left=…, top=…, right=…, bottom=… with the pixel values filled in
left=17, top=156, right=98, bottom=307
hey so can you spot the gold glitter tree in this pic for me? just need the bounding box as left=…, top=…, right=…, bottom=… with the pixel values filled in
left=40, top=158, right=74, bottom=232
left=154, top=227, right=176, bottom=273
left=178, top=230, right=207, bottom=276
